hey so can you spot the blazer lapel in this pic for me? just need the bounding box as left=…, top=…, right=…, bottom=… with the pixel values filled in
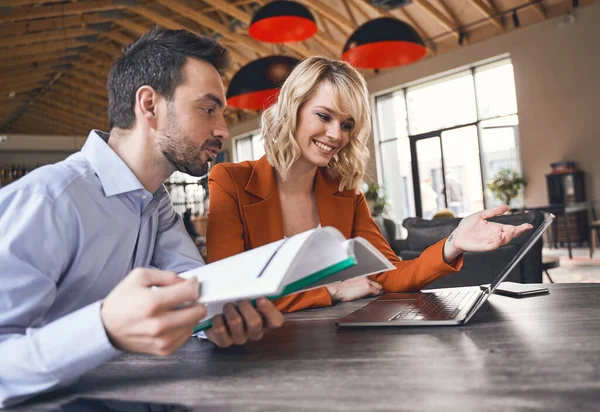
left=315, top=168, right=355, bottom=239
left=243, top=156, right=284, bottom=248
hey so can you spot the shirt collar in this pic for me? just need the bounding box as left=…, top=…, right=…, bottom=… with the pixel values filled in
left=81, top=130, right=147, bottom=197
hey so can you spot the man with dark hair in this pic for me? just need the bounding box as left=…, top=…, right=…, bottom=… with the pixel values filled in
left=0, top=28, right=283, bottom=408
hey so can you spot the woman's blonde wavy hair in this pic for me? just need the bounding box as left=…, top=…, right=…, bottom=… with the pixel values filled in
left=261, top=56, right=372, bottom=192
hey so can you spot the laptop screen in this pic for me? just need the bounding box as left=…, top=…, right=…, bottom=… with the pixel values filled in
left=465, top=212, right=555, bottom=322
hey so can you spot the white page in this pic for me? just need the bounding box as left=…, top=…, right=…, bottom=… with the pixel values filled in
left=179, top=239, right=286, bottom=303
left=279, top=227, right=350, bottom=289
left=304, top=237, right=395, bottom=287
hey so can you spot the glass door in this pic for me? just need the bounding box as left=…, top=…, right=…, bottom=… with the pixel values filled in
left=411, top=125, right=484, bottom=218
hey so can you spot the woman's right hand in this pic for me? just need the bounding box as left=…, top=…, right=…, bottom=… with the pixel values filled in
left=326, top=277, right=383, bottom=303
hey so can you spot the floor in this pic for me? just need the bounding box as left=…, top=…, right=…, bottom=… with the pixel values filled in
left=542, top=246, right=600, bottom=283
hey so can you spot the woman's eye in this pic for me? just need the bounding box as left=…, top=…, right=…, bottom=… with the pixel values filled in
left=316, top=113, right=329, bottom=121
left=342, top=123, right=354, bottom=131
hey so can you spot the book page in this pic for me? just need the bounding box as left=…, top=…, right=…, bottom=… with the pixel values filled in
left=313, top=237, right=395, bottom=284
left=179, top=240, right=286, bottom=304
left=278, top=227, right=350, bottom=289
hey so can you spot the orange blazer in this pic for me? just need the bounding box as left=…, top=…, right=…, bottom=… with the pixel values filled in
left=206, top=156, right=463, bottom=313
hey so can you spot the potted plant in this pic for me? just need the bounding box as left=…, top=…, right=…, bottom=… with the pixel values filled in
left=364, top=183, right=390, bottom=217
left=486, top=168, right=527, bottom=206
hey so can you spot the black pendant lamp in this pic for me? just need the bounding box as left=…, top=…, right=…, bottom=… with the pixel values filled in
left=249, top=0, right=317, bottom=43
left=342, top=17, right=426, bottom=69
left=227, top=55, right=299, bottom=111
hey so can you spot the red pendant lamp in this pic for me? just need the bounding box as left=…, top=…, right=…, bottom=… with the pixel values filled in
left=342, top=17, right=427, bottom=69
left=227, top=55, right=299, bottom=111
left=249, top=0, right=317, bottom=43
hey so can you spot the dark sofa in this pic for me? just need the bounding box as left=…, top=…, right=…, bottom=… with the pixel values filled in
left=399, top=211, right=544, bottom=289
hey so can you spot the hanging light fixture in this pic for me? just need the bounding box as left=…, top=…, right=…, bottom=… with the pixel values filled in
left=342, top=17, right=426, bottom=69
left=227, top=55, right=299, bottom=111
left=249, top=0, right=317, bottom=43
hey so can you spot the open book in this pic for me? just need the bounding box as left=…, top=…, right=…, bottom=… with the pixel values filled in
left=179, top=226, right=395, bottom=333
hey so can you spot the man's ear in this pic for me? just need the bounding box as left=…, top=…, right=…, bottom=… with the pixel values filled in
left=135, top=86, right=159, bottom=130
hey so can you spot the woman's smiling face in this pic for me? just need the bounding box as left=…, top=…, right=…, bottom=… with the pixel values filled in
left=294, top=81, right=355, bottom=168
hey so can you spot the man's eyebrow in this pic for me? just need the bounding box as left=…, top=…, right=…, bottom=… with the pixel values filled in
left=315, top=106, right=354, bottom=122
left=197, top=93, right=225, bottom=109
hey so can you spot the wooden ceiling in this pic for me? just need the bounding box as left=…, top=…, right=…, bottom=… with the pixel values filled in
left=0, top=0, right=593, bottom=136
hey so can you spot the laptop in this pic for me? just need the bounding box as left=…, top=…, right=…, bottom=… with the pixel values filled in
left=336, top=213, right=555, bottom=327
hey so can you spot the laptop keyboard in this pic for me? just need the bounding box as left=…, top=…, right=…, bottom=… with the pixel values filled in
left=390, top=290, right=478, bottom=321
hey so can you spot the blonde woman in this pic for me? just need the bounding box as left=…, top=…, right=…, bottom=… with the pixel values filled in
left=206, top=56, right=531, bottom=313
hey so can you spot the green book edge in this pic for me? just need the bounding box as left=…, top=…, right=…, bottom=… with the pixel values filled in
left=193, top=256, right=357, bottom=334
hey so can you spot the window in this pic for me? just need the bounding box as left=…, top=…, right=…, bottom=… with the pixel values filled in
left=233, top=132, right=265, bottom=162
left=375, top=58, right=522, bottom=225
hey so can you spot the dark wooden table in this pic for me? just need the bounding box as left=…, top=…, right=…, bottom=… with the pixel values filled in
left=15, top=284, right=600, bottom=412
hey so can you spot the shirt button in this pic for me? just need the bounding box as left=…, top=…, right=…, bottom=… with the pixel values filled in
left=141, top=194, right=148, bottom=199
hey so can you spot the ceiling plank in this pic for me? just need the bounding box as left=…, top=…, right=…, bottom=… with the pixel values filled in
left=1, top=39, right=86, bottom=58
left=0, top=1, right=128, bottom=23
left=0, top=12, right=115, bottom=37
left=0, top=52, right=80, bottom=69
left=468, top=0, right=505, bottom=31
left=0, top=0, right=66, bottom=7
left=112, top=18, right=150, bottom=36
left=532, top=3, right=546, bottom=18
left=156, top=0, right=271, bottom=56
left=100, top=30, right=135, bottom=45
left=0, top=27, right=92, bottom=48
left=412, top=0, right=459, bottom=38
left=297, top=0, right=355, bottom=36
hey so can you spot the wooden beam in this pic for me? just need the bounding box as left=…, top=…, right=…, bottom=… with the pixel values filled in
left=532, top=3, right=546, bottom=18
left=156, top=0, right=271, bottom=56
left=72, top=61, right=109, bottom=78
left=29, top=104, right=105, bottom=127
left=56, top=78, right=107, bottom=100
left=0, top=52, right=80, bottom=70
left=297, top=0, right=355, bottom=36
left=468, top=0, right=505, bottom=31
left=1, top=39, right=86, bottom=58
left=0, top=83, right=44, bottom=95
left=0, top=0, right=65, bottom=7
left=113, top=18, right=150, bottom=36
left=0, top=76, right=51, bottom=92
left=0, top=0, right=128, bottom=23
left=395, top=8, right=430, bottom=45
left=0, top=12, right=115, bottom=37
left=200, top=0, right=313, bottom=58
left=14, top=111, right=81, bottom=133
left=128, top=5, right=191, bottom=30
left=41, top=92, right=108, bottom=116
left=51, top=84, right=108, bottom=108
left=0, top=27, right=93, bottom=48
left=65, top=70, right=107, bottom=89
left=88, top=40, right=122, bottom=57
left=412, top=0, right=459, bottom=38
left=436, top=1, right=463, bottom=29
left=2, top=60, right=65, bottom=77
left=100, top=30, right=135, bottom=46
left=32, top=101, right=107, bottom=126
left=346, top=0, right=369, bottom=23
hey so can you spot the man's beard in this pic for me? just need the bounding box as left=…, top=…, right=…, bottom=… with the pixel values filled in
left=157, top=113, right=221, bottom=177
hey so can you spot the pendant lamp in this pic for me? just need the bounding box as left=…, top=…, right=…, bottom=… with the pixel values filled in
left=342, top=17, right=426, bottom=69
left=227, top=55, right=299, bottom=111
left=249, top=0, right=317, bottom=43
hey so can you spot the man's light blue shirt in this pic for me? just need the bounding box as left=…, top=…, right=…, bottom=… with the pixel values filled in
left=0, top=130, right=204, bottom=408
